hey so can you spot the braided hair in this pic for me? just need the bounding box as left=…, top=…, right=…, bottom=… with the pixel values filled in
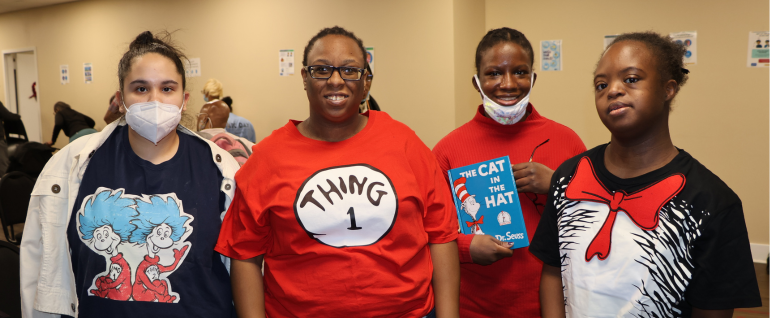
left=475, top=27, right=534, bottom=74
left=302, top=26, right=366, bottom=67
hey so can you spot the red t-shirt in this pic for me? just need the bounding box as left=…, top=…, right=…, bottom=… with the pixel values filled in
left=216, top=110, right=458, bottom=317
left=432, top=104, right=586, bottom=318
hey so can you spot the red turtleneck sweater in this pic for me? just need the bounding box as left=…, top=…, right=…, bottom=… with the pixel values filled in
left=432, top=104, right=585, bottom=318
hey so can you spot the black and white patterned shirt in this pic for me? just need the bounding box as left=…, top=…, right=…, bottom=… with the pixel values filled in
left=530, top=144, right=761, bottom=317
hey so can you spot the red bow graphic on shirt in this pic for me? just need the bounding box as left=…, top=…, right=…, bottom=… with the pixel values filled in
left=465, top=215, right=484, bottom=232
left=564, top=157, right=685, bottom=262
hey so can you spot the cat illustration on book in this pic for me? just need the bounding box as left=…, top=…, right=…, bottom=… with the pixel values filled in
left=453, top=177, right=484, bottom=234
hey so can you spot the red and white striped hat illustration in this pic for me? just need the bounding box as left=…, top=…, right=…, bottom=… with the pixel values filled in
left=453, top=177, right=470, bottom=204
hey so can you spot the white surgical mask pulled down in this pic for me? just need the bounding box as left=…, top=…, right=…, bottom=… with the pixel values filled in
left=474, top=73, right=534, bottom=125
left=122, top=100, right=184, bottom=145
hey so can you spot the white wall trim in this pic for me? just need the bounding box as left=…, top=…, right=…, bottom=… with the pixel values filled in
left=750, top=243, right=768, bottom=264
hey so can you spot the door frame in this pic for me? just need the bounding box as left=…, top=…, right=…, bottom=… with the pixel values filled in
left=3, top=47, right=38, bottom=114
left=3, top=47, right=41, bottom=141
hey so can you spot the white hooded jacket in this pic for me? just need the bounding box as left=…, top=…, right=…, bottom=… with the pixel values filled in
left=20, top=118, right=240, bottom=317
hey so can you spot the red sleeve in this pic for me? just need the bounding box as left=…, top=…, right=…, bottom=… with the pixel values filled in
left=568, top=128, right=587, bottom=156
left=456, top=233, right=474, bottom=263
left=409, top=136, right=458, bottom=244
left=215, top=154, right=273, bottom=260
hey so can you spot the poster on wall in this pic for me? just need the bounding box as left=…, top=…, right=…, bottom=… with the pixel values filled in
left=279, top=50, right=295, bottom=77
left=366, top=47, right=374, bottom=73
left=60, top=65, right=69, bottom=84
left=83, top=63, right=93, bottom=83
left=669, top=31, right=697, bottom=65
left=540, top=40, right=562, bottom=71
left=747, top=31, right=769, bottom=67
left=186, top=58, right=201, bottom=77
left=603, top=35, right=618, bottom=50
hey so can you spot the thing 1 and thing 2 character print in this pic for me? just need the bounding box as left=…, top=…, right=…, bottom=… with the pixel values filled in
left=294, top=164, right=398, bottom=248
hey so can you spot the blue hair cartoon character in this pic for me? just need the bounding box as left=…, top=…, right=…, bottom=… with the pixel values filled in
left=77, top=188, right=137, bottom=301
left=129, top=194, right=193, bottom=303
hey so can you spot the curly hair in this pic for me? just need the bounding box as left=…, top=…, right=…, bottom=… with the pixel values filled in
left=129, top=195, right=191, bottom=244
left=302, top=26, right=366, bottom=67
left=118, top=31, right=188, bottom=92
left=603, top=32, right=689, bottom=90
left=475, top=27, right=534, bottom=74
left=78, top=189, right=138, bottom=241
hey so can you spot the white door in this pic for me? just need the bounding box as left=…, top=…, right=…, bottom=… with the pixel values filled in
left=3, top=54, right=17, bottom=114
left=14, top=51, right=42, bottom=142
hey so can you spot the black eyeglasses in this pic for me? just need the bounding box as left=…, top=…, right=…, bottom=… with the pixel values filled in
left=304, top=65, right=366, bottom=81
left=526, top=139, right=551, bottom=214
left=529, top=139, right=550, bottom=162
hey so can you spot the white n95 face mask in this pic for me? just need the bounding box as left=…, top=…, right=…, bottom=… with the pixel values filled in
left=123, top=100, right=184, bottom=145
left=474, top=73, right=534, bottom=125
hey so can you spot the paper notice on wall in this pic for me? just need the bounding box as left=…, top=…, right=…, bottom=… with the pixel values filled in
left=279, top=50, right=295, bottom=76
left=366, top=47, right=374, bottom=73
left=60, top=65, right=69, bottom=84
left=603, top=35, right=618, bottom=50
left=670, top=31, right=697, bottom=65
left=747, top=31, right=769, bottom=67
left=541, top=40, right=562, bottom=71
left=186, top=58, right=201, bottom=77
left=83, top=63, right=93, bottom=83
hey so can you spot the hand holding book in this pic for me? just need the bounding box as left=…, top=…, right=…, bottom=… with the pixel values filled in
left=512, top=162, right=554, bottom=195
left=469, top=235, right=514, bottom=265
left=448, top=156, right=529, bottom=251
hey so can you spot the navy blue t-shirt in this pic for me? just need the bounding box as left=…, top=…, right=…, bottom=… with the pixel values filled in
left=65, top=125, right=235, bottom=317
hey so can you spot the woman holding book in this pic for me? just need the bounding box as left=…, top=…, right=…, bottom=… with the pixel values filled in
left=432, top=27, right=586, bottom=317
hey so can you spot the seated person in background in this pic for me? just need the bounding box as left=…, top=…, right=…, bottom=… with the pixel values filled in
left=222, top=96, right=256, bottom=143
left=104, top=94, right=122, bottom=124
left=44, top=101, right=96, bottom=146
left=0, top=101, right=21, bottom=175
left=198, top=99, right=253, bottom=166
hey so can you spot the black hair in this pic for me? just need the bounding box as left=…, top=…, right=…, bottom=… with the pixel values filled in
left=118, top=31, right=187, bottom=92
left=109, top=95, right=116, bottom=103
left=302, top=26, right=366, bottom=67
left=475, top=28, right=534, bottom=74
left=53, top=101, right=71, bottom=112
left=603, top=32, right=689, bottom=90
left=222, top=96, right=233, bottom=112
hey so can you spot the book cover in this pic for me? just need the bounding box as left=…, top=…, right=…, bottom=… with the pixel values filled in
left=447, top=156, right=529, bottom=249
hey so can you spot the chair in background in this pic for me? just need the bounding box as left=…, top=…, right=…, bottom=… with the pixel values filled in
left=0, top=171, right=35, bottom=244
left=6, top=142, right=55, bottom=178
left=0, top=240, right=20, bottom=318
left=3, top=118, right=28, bottom=156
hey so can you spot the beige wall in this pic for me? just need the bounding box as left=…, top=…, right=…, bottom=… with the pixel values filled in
left=486, top=0, right=769, bottom=245
left=0, top=0, right=767, bottom=245
left=0, top=0, right=459, bottom=149
left=453, top=0, right=486, bottom=127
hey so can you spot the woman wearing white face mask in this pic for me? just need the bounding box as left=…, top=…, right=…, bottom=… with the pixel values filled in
left=432, top=28, right=586, bottom=318
left=21, top=31, right=239, bottom=318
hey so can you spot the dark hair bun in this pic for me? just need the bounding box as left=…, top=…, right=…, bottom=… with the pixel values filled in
left=118, top=30, right=187, bottom=91
left=130, top=31, right=156, bottom=49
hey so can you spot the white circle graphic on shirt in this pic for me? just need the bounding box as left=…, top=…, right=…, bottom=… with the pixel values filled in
left=294, top=164, right=398, bottom=248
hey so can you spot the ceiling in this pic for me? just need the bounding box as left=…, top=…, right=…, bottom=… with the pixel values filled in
left=0, top=0, right=79, bottom=14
